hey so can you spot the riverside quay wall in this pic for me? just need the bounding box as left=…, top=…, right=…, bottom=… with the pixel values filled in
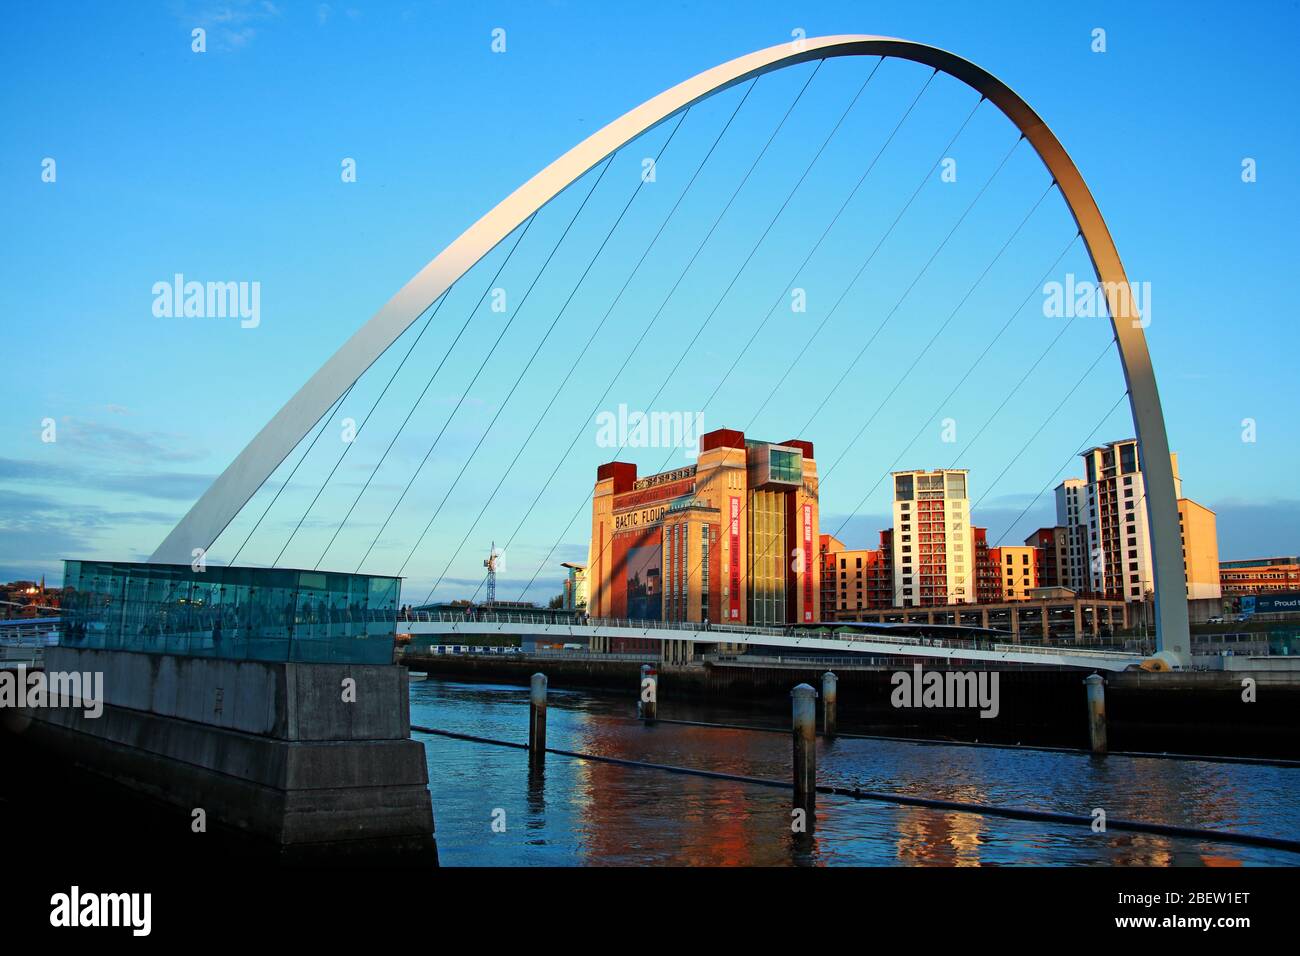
left=13, top=646, right=436, bottom=863
left=403, top=652, right=1300, bottom=760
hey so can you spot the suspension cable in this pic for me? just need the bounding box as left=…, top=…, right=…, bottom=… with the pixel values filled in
left=745, top=93, right=986, bottom=432
left=228, top=381, right=356, bottom=566
left=542, top=91, right=1004, bottom=609
left=374, top=152, right=618, bottom=579
left=510, top=60, right=855, bottom=602
left=825, top=230, right=1081, bottom=545
left=393, top=109, right=694, bottom=583
left=442, top=76, right=764, bottom=606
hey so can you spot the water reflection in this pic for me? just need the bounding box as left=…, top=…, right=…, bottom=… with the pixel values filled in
left=412, top=678, right=1300, bottom=867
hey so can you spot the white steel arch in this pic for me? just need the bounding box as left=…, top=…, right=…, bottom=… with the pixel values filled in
left=151, top=34, right=1190, bottom=662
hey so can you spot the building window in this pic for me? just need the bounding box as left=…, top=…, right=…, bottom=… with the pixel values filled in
left=747, top=489, right=787, bottom=625
left=701, top=524, right=710, bottom=621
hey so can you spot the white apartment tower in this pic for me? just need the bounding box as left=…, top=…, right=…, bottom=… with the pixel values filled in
left=1055, top=477, right=1088, bottom=592
left=891, top=469, right=975, bottom=607
left=1057, top=439, right=1182, bottom=602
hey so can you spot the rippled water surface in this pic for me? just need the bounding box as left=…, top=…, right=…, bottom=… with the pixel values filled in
left=411, top=678, right=1300, bottom=867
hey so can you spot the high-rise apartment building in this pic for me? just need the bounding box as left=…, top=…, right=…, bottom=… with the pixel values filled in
left=1055, top=439, right=1220, bottom=603
left=1055, top=478, right=1088, bottom=592
left=973, top=527, right=1000, bottom=603
left=1025, top=526, right=1069, bottom=589
left=891, top=469, right=975, bottom=607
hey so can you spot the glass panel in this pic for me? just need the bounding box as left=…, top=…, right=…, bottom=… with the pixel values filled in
left=60, top=560, right=399, bottom=664
left=769, top=449, right=801, bottom=484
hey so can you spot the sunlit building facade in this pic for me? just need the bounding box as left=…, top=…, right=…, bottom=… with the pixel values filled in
left=1178, top=498, right=1222, bottom=601
left=1024, top=526, right=1069, bottom=589
left=819, top=530, right=892, bottom=614
left=1220, top=556, right=1300, bottom=596
left=587, top=428, right=819, bottom=632
left=996, top=545, right=1039, bottom=601
left=1055, top=478, right=1088, bottom=593
left=891, top=469, right=974, bottom=607
left=1056, top=440, right=1220, bottom=603
left=973, top=527, right=1000, bottom=603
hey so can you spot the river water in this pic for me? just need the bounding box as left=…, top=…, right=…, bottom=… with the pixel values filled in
left=411, top=678, right=1300, bottom=867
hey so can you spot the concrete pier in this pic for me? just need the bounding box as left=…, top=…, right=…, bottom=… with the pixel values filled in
left=529, top=672, right=547, bottom=773
left=639, top=663, right=658, bottom=723
left=791, top=683, right=817, bottom=823
left=20, top=646, right=435, bottom=862
left=1084, top=673, right=1107, bottom=754
left=822, top=671, right=838, bottom=738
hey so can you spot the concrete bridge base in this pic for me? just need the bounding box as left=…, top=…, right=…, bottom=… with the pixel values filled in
left=16, top=647, right=436, bottom=864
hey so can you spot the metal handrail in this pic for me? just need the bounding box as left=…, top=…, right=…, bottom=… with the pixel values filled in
left=403, top=608, right=792, bottom=637
left=399, top=609, right=1141, bottom=660
left=990, top=642, right=1136, bottom=659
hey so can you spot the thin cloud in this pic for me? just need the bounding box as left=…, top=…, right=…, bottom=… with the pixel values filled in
left=0, top=456, right=215, bottom=502
left=50, top=417, right=205, bottom=464
left=175, top=0, right=282, bottom=51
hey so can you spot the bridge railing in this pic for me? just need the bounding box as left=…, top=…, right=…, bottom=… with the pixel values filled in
left=706, top=653, right=894, bottom=667
left=402, top=609, right=793, bottom=638
left=989, top=643, right=1137, bottom=660
left=399, top=610, right=1140, bottom=661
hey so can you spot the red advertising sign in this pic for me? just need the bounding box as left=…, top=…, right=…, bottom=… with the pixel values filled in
left=802, top=503, right=813, bottom=622
left=729, top=496, right=740, bottom=620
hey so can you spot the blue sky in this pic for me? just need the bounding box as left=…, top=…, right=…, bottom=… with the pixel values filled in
left=2, top=0, right=1298, bottom=600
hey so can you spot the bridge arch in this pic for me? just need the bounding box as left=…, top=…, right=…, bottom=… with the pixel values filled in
left=151, top=34, right=1189, bottom=661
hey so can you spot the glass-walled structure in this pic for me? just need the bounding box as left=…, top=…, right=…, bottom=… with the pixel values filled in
left=61, top=561, right=401, bottom=664
left=747, top=488, right=787, bottom=625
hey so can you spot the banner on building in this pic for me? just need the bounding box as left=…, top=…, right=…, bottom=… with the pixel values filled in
left=802, top=503, right=813, bottom=622
left=729, top=496, right=740, bottom=620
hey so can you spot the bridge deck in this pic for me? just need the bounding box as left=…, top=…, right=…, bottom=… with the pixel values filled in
left=402, top=613, right=1142, bottom=672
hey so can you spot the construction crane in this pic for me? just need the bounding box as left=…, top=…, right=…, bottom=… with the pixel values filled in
left=483, top=541, right=499, bottom=606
